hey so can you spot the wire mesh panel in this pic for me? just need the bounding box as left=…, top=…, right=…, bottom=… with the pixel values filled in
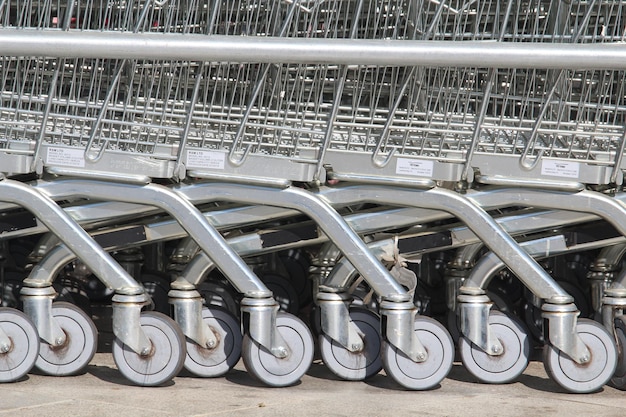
left=0, top=0, right=624, bottom=184
left=417, top=0, right=626, bottom=42
left=324, top=63, right=626, bottom=184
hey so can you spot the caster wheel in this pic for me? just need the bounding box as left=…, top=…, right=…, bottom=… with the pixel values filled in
left=197, top=281, right=239, bottom=317
left=309, top=304, right=322, bottom=338
left=279, top=250, right=312, bottom=306
left=184, top=307, right=242, bottom=377
left=261, top=274, right=300, bottom=315
left=141, top=274, right=172, bottom=316
left=0, top=308, right=39, bottom=382
left=382, top=316, right=454, bottom=390
left=523, top=300, right=544, bottom=343
left=113, top=311, right=186, bottom=386
left=36, top=302, right=98, bottom=376
left=446, top=310, right=461, bottom=344
left=459, top=311, right=530, bottom=384
left=611, top=315, right=626, bottom=388
left=56, top=277, right=93, bottom=317
left=242, top=312, right=314, bottom=387
left=1, top=272, right=24, bottom=309
left=543, top=318, right=617, bottom=393
left=319, top=308, right=382, bottom=380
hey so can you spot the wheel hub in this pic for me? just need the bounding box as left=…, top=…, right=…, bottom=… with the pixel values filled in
left=0, top=337, right=13, bottom=354
left=139, top=341, right=156, bottom=358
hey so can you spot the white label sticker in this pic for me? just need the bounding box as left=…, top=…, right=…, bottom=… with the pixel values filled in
left=46, top=147, right=85, bottom=168
left=540, top=160, right=580, bottom=179
left=186, top=150, right=225, bottom=170
left=396, top=158, right=434, bottom=177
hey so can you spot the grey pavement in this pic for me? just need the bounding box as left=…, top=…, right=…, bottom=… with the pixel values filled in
left=3, top=355, right=626, bottom=417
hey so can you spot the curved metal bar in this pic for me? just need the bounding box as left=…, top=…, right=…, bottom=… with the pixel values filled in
left=467, top=188, right=626, bottom=236
left=371, top=148, right=397, bottom=169
left=179, top=183, right=557, bottom=300
left=23, top=244, right=77, bottom=288
left=39, top=179, right=272, bottom=297
left=177, top=183, right=410, bottom=301
left=592, top=243, right=626, bottom=270
left=0, top=178, right=140, bottom=292
left=464, top=236, right=570, bottom=297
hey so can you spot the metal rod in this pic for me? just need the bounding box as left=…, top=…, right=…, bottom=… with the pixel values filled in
left=1, top=30, right=625, bottom=70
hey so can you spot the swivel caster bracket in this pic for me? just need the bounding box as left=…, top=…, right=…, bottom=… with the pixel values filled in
left=380, top=300, right=428, bottom=363
left=112, top=293, right=153, bottom=356
left=169, top=288, right=218, bottom=349
left=542, top=303, right=591, bottom=365
left=602, top=290, right=626, bottom=333
left=458, top=292, right=504, bottom=356
left=21, top=286, right=67, bottom=347
left=241, top=297, right=290, bottom=359
left=318, top=291, right=365, bottom=352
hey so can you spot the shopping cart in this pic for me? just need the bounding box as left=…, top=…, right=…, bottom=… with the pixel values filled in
left=1, top=0, right=626, bottom=393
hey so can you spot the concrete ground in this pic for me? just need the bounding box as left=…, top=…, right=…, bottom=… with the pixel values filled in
left=2, top=307, right=626, bottom=417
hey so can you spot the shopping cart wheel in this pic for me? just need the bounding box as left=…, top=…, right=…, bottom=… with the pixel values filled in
left=309, top=304, right=322, bottom=338
left=319, top=308, right=382, bottom=381
left=261, top=273, right=300, bottom=315
left=279, top=250, right=312, bottom=307
left=198, top=281, right=239, bottom=317
left=446, top=310, right=461, bottom=344
left=543, top=319, right=617, bottom=393
left=184, top=307, right=242, bottom=378
left=113, top=311, right=186, bottom=387
left=611, top=315, right=626, bottom=389
left=0, top=308, right=39, bottom=382
left=382, top=316, right=454, bottom=390
left=459, top=311, right=530, bottom=384
left=35, top=302, right=97, bottom=376
left=241, top=312, right=314, bottom=387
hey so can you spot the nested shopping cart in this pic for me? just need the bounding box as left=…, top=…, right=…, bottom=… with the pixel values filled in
left=1, top=0, right=626, bottom=393
left=0, top=0, right=456, bottom=388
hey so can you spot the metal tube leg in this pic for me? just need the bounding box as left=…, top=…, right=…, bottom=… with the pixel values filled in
left=111, top=293, right=153, bottom=356
left=178, top=183, right=409, bottom=300
left=602, top=263, right=626, bottom=333
left=589, top=268, right=616, bottom=322
left=0, top=178, right=140, bottom=293
left=240, top=297, right=289, bottom=359
left=589, top=244, right=626, bottom=327
left=309, top=249, right=338, bottom=308
left=28, top=233, right=61, bottom=264
left=169, top=280, right=218, bottom=349
left=46, top=180, right=272, bottom=297
left=445, top=244, right=483, bottom=312
left=317, top=290, right=364, bottom=352
left=20, top=285, right=66, bottom=346
left=24, top=244, right=143, bottom=291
